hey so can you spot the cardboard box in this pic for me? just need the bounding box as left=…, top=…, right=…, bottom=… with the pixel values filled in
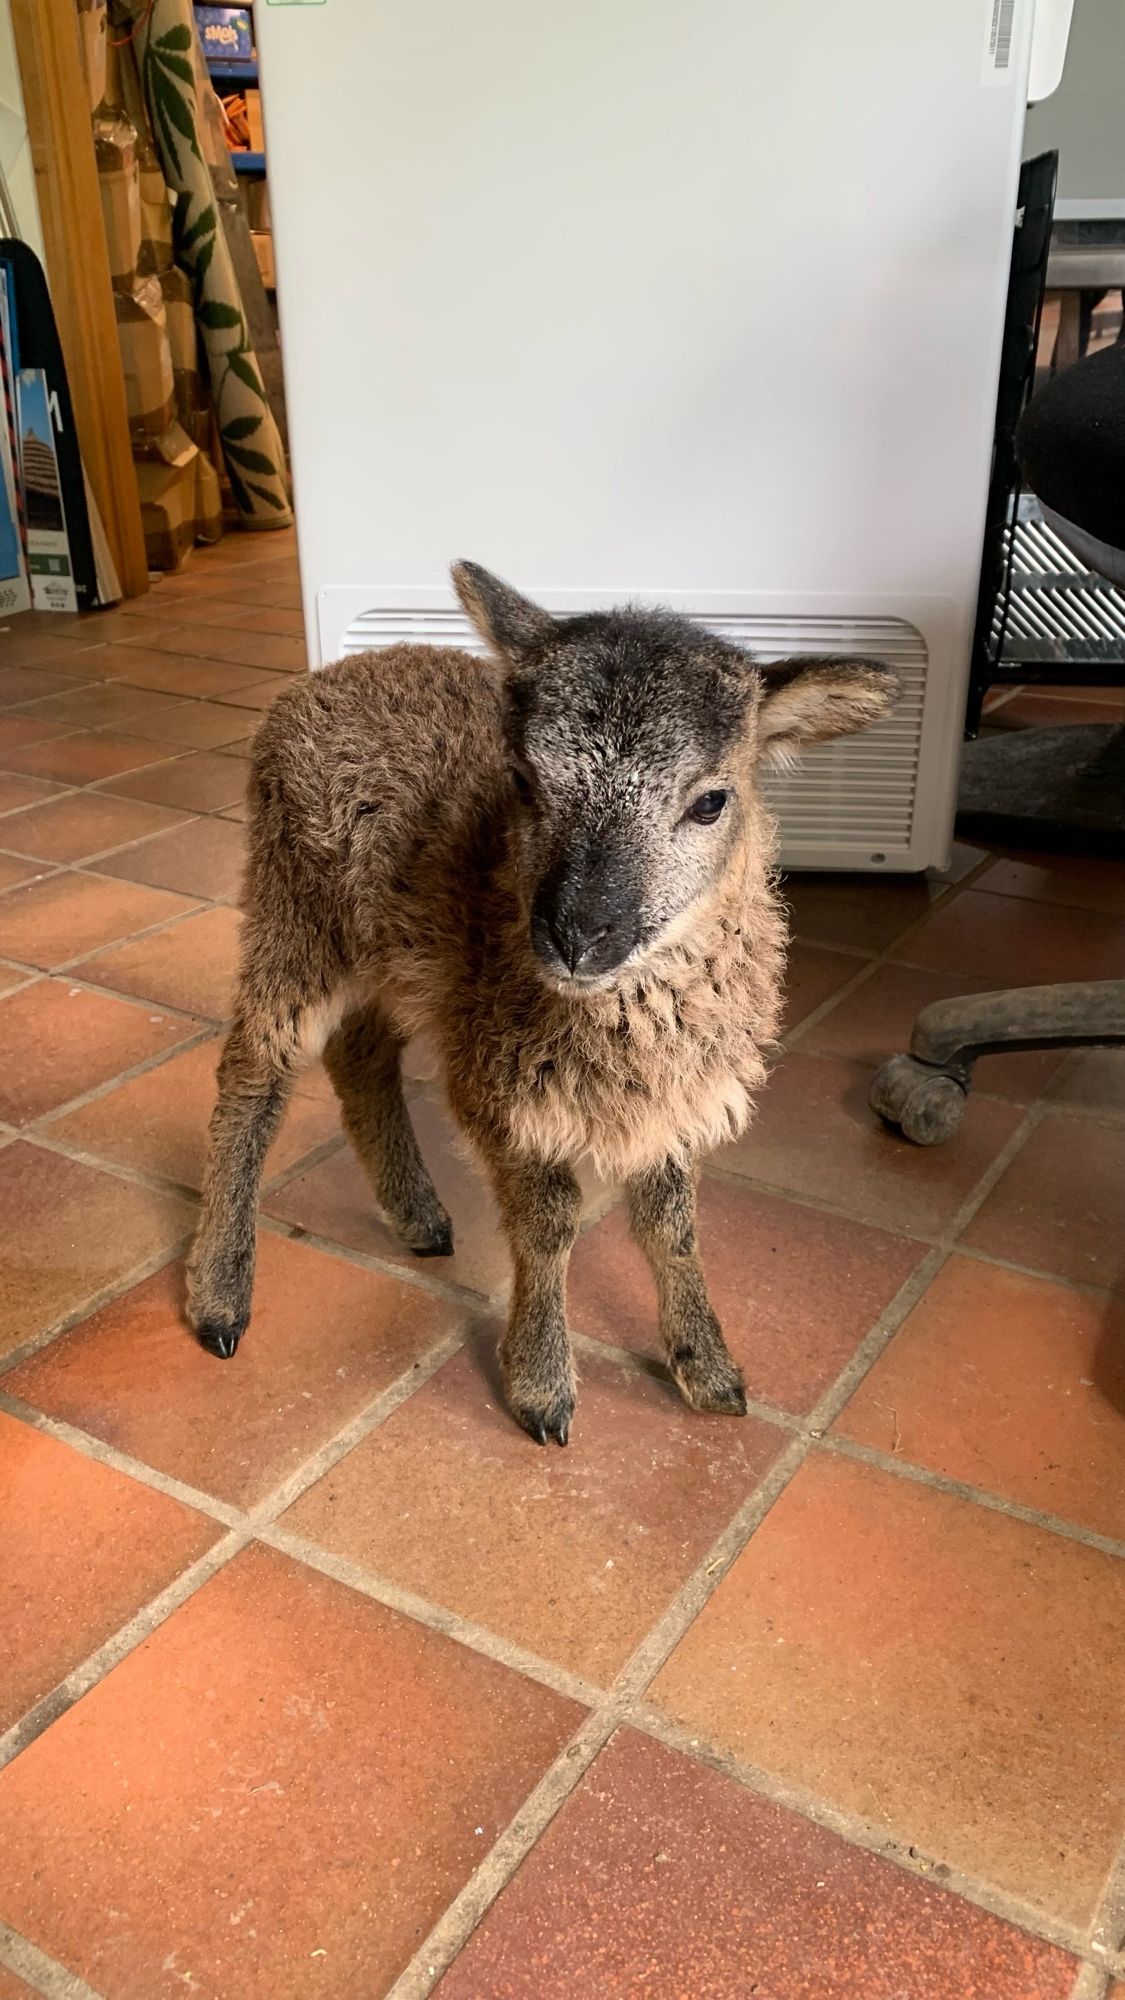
left=195, top=6, right=252, bottom=62
left=251, top=231, right=275, bottom=290
left=137, top=423, right=222, bottom=571
left=114, top=280, right=175, bottom=444
left=246, top=87, right=265, bottom=153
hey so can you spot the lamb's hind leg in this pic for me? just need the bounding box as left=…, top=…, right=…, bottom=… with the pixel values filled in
left=323, top=1004, right=453, bottom=1257
left=628, top=1156, right=747, bottom=1415
left=187, top=995, right=307, bottom=1357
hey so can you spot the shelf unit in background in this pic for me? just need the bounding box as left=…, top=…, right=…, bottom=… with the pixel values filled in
left=197, top=8, right=273, bottom=287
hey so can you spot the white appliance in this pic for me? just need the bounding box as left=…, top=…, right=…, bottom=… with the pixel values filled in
left=256, top=0, right=1071, bottom=871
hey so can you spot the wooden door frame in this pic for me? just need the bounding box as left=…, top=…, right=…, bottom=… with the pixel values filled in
left=10, top=0, right=149, bottom=598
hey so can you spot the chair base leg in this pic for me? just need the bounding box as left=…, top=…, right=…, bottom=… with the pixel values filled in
left=869, top=980, right=1125, bottom=1146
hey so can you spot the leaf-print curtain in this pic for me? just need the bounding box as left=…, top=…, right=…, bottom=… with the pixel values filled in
left=110, top=0, right=292, bottom=528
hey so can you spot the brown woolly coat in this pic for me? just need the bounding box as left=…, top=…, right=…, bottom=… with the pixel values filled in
left=244, top=644, right=786, bottom=1181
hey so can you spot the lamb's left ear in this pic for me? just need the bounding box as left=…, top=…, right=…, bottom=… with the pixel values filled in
left=756, top=656, right=897, bottom=764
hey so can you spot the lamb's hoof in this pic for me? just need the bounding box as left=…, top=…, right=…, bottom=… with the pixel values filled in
left=196, top=1319, right=246, bottom=1360
left=409, top=1218, right=454, bottom=1259
left=511, top=1393, right=574, bottom=1448
left=672, top=1347, right=748, bottom=1417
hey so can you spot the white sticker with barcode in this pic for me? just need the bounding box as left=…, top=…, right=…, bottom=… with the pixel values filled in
left=982, top=0, right=1018, bottom=83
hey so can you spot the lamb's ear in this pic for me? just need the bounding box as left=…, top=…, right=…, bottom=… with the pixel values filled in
left=451, top=561, right=556, bottom=668
left=756, top=656, right=897, bottom=765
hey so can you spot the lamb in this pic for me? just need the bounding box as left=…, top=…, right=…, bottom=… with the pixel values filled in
left=187, top=562, right=895, bottom=1444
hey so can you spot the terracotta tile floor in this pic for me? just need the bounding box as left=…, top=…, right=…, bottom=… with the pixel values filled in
left=0, top=543, right=1123, bottom=1999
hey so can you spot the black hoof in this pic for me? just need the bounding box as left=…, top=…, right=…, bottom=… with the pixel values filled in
left=512, top=1396, right=574, bottom=1448
left=410, top=1220, right=454, bottom=1259
left=196, top=1320, right=245, bottom=1359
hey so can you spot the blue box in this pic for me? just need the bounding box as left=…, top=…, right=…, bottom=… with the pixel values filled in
left=195, top=7, right=253, bottom=62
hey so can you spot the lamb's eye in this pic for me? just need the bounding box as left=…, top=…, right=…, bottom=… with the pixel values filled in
left=511, top=768, right=536, bottom=808
left=688, top=789, right=728, bottom=826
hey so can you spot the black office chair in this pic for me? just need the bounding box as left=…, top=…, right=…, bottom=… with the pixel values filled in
left=870, top=337, right=1125, bottom=1146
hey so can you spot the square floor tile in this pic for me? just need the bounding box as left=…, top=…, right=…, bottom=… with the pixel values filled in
left=834, top=1255, right=1125, bottom=1541
left=0, top=664, right=91, bottom=707
left=284, top=1336, right=781, bottom=1684
left=98, top=748, right=249, bottom=813
left=963, top=1112, right=1125, bottom=1292
left=47, top=642, right=203, bottom=684
left=0, top=1966, right=36, bottom=1997
left=898, top=889, right=1125, bottom=985
left=435, top=1728, right=1076, bottom=2000
left=13, top=684, right=183, bottom=732
left=1, top=731, right=186, bottom=786
left=799, top=962, right=1067, bottom=1103
left=783, top=942, right=863, bottom=1032
left=47, top=1036, right=340, bottom=1191
left=0, top=1141, right=195, bottom=1358
left=134, top=626, right=306, bottom=676
left=96, top=816, right=246, bottom=902
left=720, top=1053, right=1023, bottom=1237
left=0, top=980, right=194, bottom=1124
left=569, top=1176, right=925, bottom=1413
left=974, top=852, right=1125, bottom=917
left=781, top=873, right=939, bottom=951
left=0, top=792, right=192, bottom=864
left=108, top=648, right=281, bottom=697
left=0, top=1412, right=218, bottom=1733
left=0, top=631, right=90, bottom=670
left=0, top=714, right=72, bottom=757
left=650, top=1453, right=1125, bottom=1926
left=0, top=772, right=68, bottom=815
left=81, top=905, right=243, bottom=1019
left=0, top=1544, right=581, bottom=1999
left=232, top=579, right=304, bottom=611
left=0, top=873, right=197, bottom=971
left=226, top=606, right=305, bottom=637
left=121, top=699, right=255, bottom=750
left=0, top=962, right=31, bottom=996
left=8, top=1231, right=463, bottom=1507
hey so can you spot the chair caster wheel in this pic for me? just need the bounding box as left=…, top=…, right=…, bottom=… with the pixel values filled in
left=869, top=1054, right=967, bottom=1146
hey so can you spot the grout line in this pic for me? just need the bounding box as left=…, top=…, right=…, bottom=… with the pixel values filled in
left=783, top=953, right=881, bottom=1047
left=1069, top=1965, right=1112, bottom=2000
left=629, top=1707, right=1097, bottom=1968
left=4, top=963, right=223, bottom=1029
left=384, top=1706, right=621, bottom=2000
left=0, top=1393, right=243, bottom=1530
left=15, top=1126, right=205, bottom=1207
left=26, top=1024, right=217, bottom=1132
left=1090, top=1833, right=1125, bottom=1969
left=821, top=1433, right=1125, bottom=1564
left=261, top=1526, right=602, bottom=1712
left=0, top=1922, right=104, bottom=2000
left=0, top=1529, right=249, bottom=1776
left=0, top=1234, right=194, bottom=1381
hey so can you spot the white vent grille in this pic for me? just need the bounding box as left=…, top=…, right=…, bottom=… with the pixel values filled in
left=339, top=607, right=928, bottom=868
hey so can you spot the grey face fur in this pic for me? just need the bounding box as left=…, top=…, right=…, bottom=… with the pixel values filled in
left=452, top=562, right=896, bottom=988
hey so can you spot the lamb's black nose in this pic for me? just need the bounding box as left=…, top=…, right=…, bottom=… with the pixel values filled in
left=546, top=910, right=614, bottom=974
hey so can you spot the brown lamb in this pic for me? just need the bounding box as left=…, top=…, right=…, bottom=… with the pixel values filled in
left=188, top=562, right=895, bottom=1443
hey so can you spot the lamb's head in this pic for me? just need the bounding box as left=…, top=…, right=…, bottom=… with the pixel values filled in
left=452, top=561, right=896, bottom=991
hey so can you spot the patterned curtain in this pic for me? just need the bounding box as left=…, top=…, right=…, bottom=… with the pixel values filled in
left=109, top=0, right=291, bottom=529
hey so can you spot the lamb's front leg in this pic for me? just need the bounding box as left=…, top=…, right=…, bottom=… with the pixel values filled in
left=628, top=1156, right=747, bottom=1416
left=490, top=1152, right=581, bottom=1446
